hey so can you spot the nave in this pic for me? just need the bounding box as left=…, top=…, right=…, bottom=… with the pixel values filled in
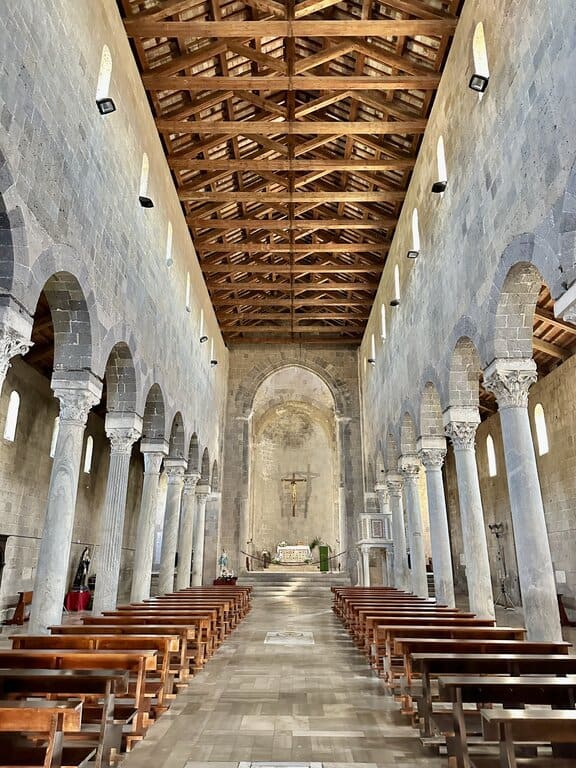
left=124, top=574, right=444, bottom=768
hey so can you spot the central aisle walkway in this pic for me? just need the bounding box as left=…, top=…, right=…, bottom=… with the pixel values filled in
left=126, top=575, right=444, bottom=768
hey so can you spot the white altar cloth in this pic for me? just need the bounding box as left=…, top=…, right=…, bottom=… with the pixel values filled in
left=276, top=545, right=312, bottom=563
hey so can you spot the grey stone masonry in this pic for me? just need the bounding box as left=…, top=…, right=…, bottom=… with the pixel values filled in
left=444, top=408, right=495, bottom=620
left=418, top=441, right=456, bottom=608
left=158, top=460, right=187, bottom=595
left=29, top=376, right=101, bottom=633
left=92, top=413, right=142, bottom=614
left=484, top=359, right=562, bottom=641
left=131, top=441, right=168, bottom=603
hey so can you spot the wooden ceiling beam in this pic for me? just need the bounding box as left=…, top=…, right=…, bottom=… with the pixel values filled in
left=198, top=242, right=386, bottom=253
left=208, top=281, right=379, bottom=291
left=142, top=75, right=442, bottom=91
left=226, top=40, right=288, bottom=74
left=172, top=158, right=415, bottom=171
left=181, top=190, right=405, bottom=202
left=226, top=336, right=360, bottom=344
left=125, top=19, right=458, bottom=39
left=202, top=264, right=384, bottom=273
left=213, top=297, right=373, bottom=306
left=156, top=119, right=428, bottom=135
left=218, top=312, right=370, bottom=320
left=532, top=337, right=572, bottom=361
left=188, top=217, right=396, bottom=230
left=534, top=308, right=576, bottom=335
left=220, top=324, right=364, bottom=332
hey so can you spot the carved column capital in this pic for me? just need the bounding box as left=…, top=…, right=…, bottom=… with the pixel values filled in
left=164, top=458, right=187, bottom=484
left=0, top=329, right=33, bottom=382
left=483, top=358, right=537, bottom=409
left=183, top=472, right=201, bottom=494
left=386, top=472, right=404, bottom=497
left=55, top=388, right=100, bottom=425
left=195, top=483, right=211, bottom=502
left=107, top=427, right=140, bottom=454
left=444, top=420, right=478, bottom=450
left=374, top=481, right=389, bottom=509
left=399, top=455, right=420, bottom=480
left=143, top=451, right=164, bottom=475
left=419, top=447, right=446, bottom=470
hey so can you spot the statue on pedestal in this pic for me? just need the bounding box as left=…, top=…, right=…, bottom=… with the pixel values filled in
left=72, top=547, right=90, bottom=589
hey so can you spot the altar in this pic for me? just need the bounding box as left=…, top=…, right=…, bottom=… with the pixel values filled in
left=276, top=545, right=312, bottom=564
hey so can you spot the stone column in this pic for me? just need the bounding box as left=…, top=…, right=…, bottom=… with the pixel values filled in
left=130, top=440, right=168, bottom=603
left=191, top=484, right=211, bottom=586
left=374, top=481, right=393, bottom=540
left=158, top=459, right=187, bottom=595
left=360, top=546, right=370, bottom=587
left=92, top=413, right=142, bottom=614
left=400, top=456, right=428, bottom=597
left=444, top=407, right=495, bottom=619
left=418, top=441, right=456, bottom=608
left=176, top=472, right=200, bottom=590
left=386, top=473, right=410, bottom=591
left=29, top=378, right=101, bottom=633
left=484, top=359, right=562, bottom=641
left=0, top=327, right=33, bottom=393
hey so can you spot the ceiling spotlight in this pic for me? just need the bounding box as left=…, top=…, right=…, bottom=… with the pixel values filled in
left=406, top=250, right=419, bottom=260
left=390, top=298, right=400, bottom=307
left=367, top=358, right=376, bottom=367
left=139, top=195, right=154, bottom=208
left=210, top=359, right=218, bottom=368
left=200, top=335, right=208, bottom=343
left=431, top=180, right=447, bottom=194
left=469, top=73, right=489, bottom=93
left=96, top=97, right=116, bottom=116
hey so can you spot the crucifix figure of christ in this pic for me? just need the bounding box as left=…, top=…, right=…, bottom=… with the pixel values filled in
left=281, top=473, right=307, bottom=517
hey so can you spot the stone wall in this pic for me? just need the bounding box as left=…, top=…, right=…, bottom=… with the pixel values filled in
left=221, top=345, right=363, bottom=578
left=0, top=0, right=229, bottom=600
left=358, top=0, right=576, bottom=601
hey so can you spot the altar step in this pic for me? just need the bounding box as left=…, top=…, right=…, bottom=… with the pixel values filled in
left=237, top=571, right=351, bottom=599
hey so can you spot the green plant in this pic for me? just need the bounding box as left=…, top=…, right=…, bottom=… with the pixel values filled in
left=309, top=537, right=322, bottom=551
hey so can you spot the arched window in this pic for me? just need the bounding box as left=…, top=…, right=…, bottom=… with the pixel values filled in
left=410, top=207, right=420, bottom=256
left=199, top=308, right=205, bottom=338
left=139, top=153, right=149, bottom=198
left=96, top=45, right=113, bottom=101
left=185, top=273, right=191, bottom=312
left=380, top=303, right=387, bottom=340
left=486, top=434, right=497, bottom=477
left=369, top=333, right=376, bottom=365
left=165, top=222, right=173, bottom=267
left=3, top=391, right=20, bottom=442
left=437, top=135, right=447, bottom=185
left=390, top=264, right=401, bottom=306
left=83, top=436, right=94, bottom=474
left=49, top=417, right=60, bottom=458
left=533, top=403, right=549, bottom=456
left=471, top=22, right=490, bottom=97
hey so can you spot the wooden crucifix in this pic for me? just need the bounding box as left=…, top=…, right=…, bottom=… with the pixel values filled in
left=281, top=472, right=307, bottom=517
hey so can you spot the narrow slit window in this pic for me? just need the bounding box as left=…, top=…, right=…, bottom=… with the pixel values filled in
left=49, top=417, right=60, bottom=458
left=3, top=391, right=20, bottom=442
left=96, top=45, right=113, bottom=101
left=370, top=333, right=376, bottom=362
left=437, top=136, right=447, bottom=184
left=391, top=264, right=401, bottom=306
left=534, top=403, right=549, bottom=456
left=471, top=22, right=490, bottom=97
left=412, top=208, right=420, bottom=252
left=165, top=222, right=173, bottom=267
left=380, top=303, right=387, bottom=340
left=83, top=435, right=94, bottom=474
left=486, top=434, right=497, bottom=477
left=185, top=272, right=191, bottom=312
left=139, top=153, right=149, bottom=198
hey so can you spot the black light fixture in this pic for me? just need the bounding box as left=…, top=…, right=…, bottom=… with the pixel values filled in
left=96, top=97, right=116, bottom=115
left=469, top=73, right=489, bottom=93
left=406, top=249, right=419, bottom=260
left=139, top=195, right=154, bottom=208
left=210, top=359, right=218, bottom=367
left=390, top=298, right=400, bottom=307
left=200, top=335, right=208, bottom=343
left=367, top=358, right=376, bottom=367
left=431, top=180, right=448, bottom=194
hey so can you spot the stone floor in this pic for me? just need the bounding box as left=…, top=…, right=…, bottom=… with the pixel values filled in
left=122, top=579, right=446, bottom=768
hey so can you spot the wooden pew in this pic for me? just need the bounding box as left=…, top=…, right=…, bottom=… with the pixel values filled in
left=49, top=625, right=194, bottom=683
left=12, top=634, right=177, bottom=709
left=378, top=626, right=526, bottom=680
left=0, top=706, right=93, bottom=768
left=0, top=669, right=129, bottom=768
left=2, top=590, right=33, bottom=626
left=0, top=649, right=157, bottom=734
left=411, top=654, right=576, bottom=737
left=480, top=709, right=576, bottom=767
left=437, top=675, right=576, bottom=768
